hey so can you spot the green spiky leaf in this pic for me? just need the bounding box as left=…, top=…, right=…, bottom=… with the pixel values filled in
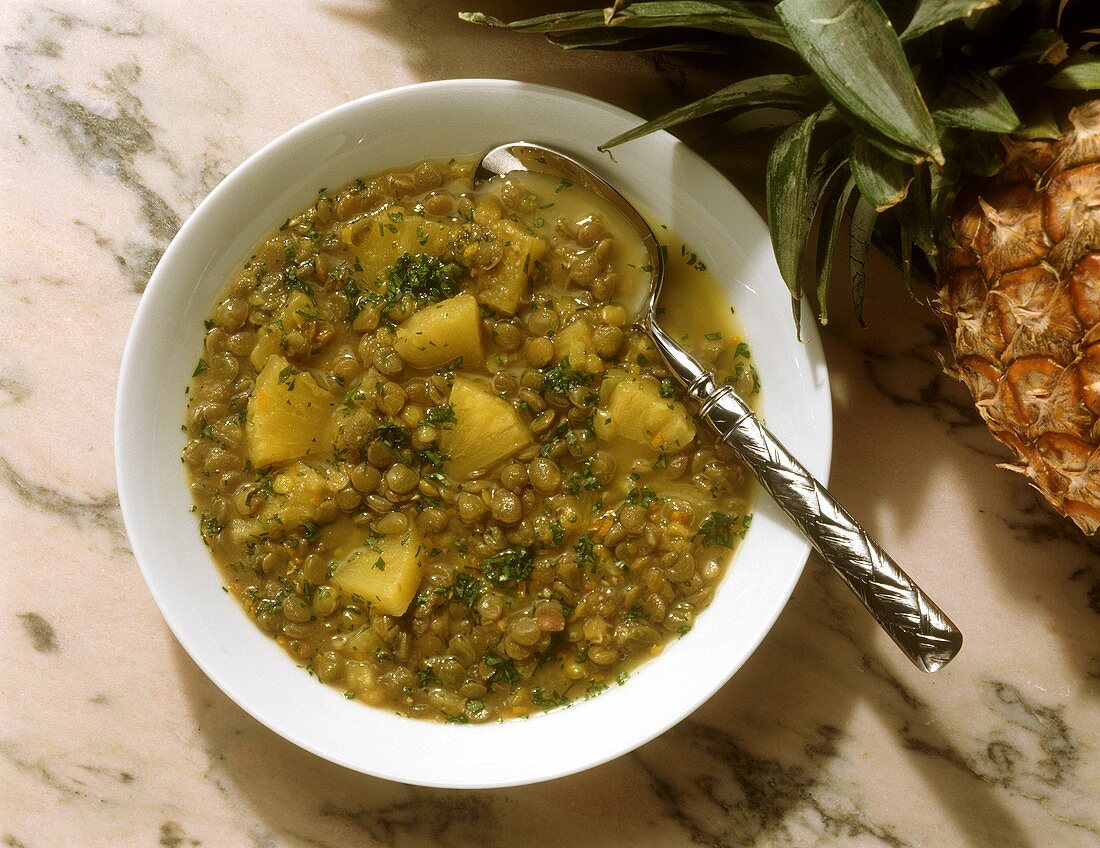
left=953, top=132, right=1005, bottom=177
left=848, top=195, right=878, bottom=326
left=766, top=110, right=825, bottom=327
left=460, top=2, right=792, bottom=46
left=859, top=127, right=930, bottom=165
left=933, top=62, right=1020, bottom=132
left=850, top=135, right=913, bottom=211
left=776, top=0, right=944, bottom=164
left=459, top=9, right=608, bottom=31
left=1047, top=54, right=1100, bottom=90
left=895, top=169, right=937, bottom=265
left=900, top=225, right=914, bottom=296
left=1014, top=101, right=1060, bottom=140
left=722, top=107, right=805, bottom=144
left=547, top=29, right=728, bottom=52
left=899, top=0, right=998, bottom=42
left=604, top=1, right=793, bottom=45
left=815, top=174, right=856, bottom=324
left=600, top=74, right=822, bottom=149
left=929, top=164, right=960, bottom=252
left=992, top=29, right=1068, bottom=74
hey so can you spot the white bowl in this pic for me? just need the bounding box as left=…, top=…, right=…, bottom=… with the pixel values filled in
left=116, top=80, right=832, bottom=788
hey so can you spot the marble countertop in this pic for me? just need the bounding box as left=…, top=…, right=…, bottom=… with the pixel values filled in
left=2, top=1, right=1098, bottom=845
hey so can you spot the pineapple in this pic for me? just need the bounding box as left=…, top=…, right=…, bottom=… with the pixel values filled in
left=462, top=0, right=1100, bottom=533
left=596, top=374, right=697, bottom=452
left=441, top=375, right=533, bottom=478
left=553, top=316, right=595, bottom=364
left=937, top=105, right=1100, bottom=531
left=393, top=292, right=484, bottom=369
left=247, top=354, right=336, bottom=467
left=330, top=528, right=425, bottom=617
left=476, top=219, right=548, bottom=315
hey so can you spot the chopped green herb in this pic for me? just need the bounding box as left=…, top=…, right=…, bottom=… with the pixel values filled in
left=485, top=654, right=519, bottom=685
left=415, top=665, right=437, bottom=688
left=482, top=547, right=535, bottom=585
left=573, top=534, right=596, bottom=567
left=199, top=513, right=224, bottom=541
left=542, top=357, right=588, bottom=395
left=380, top=252, right=462, bottom=313
left=424, top=404, right=456, bottom=425
left=466, top=698, right=486, bottom=716
left=624, top=486, right=660, bottom=508
left=696, top=511, right=737, bottom=548
left=450, top=572, right=482, bottom=607
left=531, top=687, right=572, bottom=709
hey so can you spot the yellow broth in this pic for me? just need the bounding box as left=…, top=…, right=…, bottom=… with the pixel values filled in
left=183, top=158, right=758, bottom=722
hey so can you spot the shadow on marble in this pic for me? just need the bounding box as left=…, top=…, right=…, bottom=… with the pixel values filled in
left=320, top=0, right=716, bottom=125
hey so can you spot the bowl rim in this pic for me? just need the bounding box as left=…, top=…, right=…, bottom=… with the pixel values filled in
left=116, top=78, right=832, bottom=788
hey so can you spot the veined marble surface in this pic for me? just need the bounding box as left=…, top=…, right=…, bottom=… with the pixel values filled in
left=2, top=1, right=1098, bottom=846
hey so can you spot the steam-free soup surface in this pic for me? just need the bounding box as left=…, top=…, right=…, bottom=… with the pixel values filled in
left=183, top=157, right=757, bottom=722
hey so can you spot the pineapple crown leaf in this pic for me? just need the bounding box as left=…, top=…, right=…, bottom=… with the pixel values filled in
left=462, top=0, right=1100, bottom=330
left=765, top=110, right=826, bottom=304
left=851, top=134, right=914, bottom=211
left=815, top=174, right=857, bottom=324
left=459, top=2, right=793, bottom=46
left=932, top=60, right=1021, bottom=132
left=1047, top=53, right=1100, bottom=90
left=849, top=194, right=878, bottom=326
left=598, top=73, right=822, bottom=150
left=899, top=0, right=998, bottom=42
left=775, top=0, right=944, bottom=165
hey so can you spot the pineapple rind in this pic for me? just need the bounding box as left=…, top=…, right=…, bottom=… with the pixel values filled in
left=937, top=101, right=1100, bottom=533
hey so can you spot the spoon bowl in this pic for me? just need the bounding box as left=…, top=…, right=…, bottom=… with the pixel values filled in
left=476, top=141, right=963, bottom=673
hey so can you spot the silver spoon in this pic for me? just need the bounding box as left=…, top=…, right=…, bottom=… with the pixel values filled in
left=475, top=142, right=963, bottom=673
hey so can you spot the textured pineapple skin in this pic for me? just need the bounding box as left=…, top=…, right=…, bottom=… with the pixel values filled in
left=937, top=100, right=1100, bottom=534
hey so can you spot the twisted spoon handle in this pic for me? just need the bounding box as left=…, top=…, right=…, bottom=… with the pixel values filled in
left=650, top=323, right=962, bottom=672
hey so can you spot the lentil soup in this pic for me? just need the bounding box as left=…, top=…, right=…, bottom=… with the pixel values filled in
left=183, top=157, right=758, bottom=723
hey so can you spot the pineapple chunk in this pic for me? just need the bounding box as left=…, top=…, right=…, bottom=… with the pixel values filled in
left=596, top=376, right=695, bottom=452
left=343, top=207, right=455, bottom=282
left=247, top=354, right=335, bottom=467
left=331, top=530, right=424, bottom=617
left=553, top=317, right=594, bottom=364
left=441, top=375, right=532, bottom=479
left=393, top=293, right=483, bottom=369
left=477, top=219, right=547, bottom=315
